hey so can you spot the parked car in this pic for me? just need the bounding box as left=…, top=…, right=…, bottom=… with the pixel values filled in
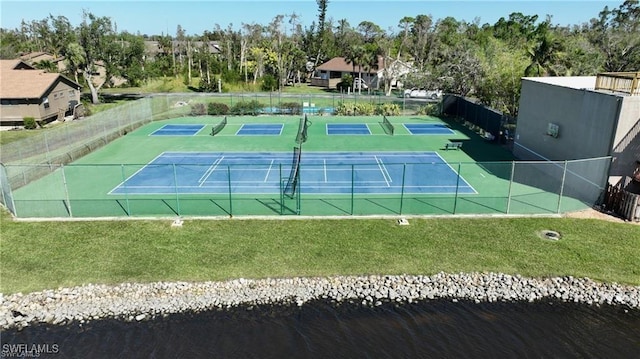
left=353, top=78, right=368, bottom=90
left=403, top=88, right=442, bottom=99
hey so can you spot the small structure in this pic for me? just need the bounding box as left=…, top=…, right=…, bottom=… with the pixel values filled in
left=515, top=72, right=640, bottom=219
left=0, top=60, right=82, bottom=128
left=311, top=56, right=384, bottom=90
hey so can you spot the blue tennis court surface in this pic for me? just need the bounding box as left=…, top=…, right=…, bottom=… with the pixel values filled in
left=327, top=124, right=371, bottom=135
left=150, top=124, right=205, bottom=136
left=236, top=124, right=283, bottom=136
left=404, top=123, right=455, bottom=135
left=110, top=151, right=476, bottom=195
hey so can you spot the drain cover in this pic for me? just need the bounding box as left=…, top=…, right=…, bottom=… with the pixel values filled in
left=537, top=230, right=561, bottom=240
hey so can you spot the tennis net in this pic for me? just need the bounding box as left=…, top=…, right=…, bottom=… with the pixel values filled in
left=210, top=116, right=227, bottom=136
left=283, top=146, right=302, bottom=197
left=382, top=115, right=394, bottom=135
left=295, top=114, right=311, bottom=144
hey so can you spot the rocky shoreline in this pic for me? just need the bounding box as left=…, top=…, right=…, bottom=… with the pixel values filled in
left=2, top=272, right=639, bottom=330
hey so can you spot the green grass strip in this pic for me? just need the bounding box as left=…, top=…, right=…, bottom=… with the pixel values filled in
left=1, top=211, right=638, bottom=294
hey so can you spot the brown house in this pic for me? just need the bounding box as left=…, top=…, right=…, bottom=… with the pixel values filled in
left=0, top=60, right=82, bottom=127
left=311, top=56, right=384, bottom=89
left=19, top=52, right=67, bottom=72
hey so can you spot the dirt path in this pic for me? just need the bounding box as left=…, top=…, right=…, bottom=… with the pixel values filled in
left=564, top=208, right=639, bottom=225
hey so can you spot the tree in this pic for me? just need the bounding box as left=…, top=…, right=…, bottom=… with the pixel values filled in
left=589, top=0, right=640, bottom=71
left=77, top=11, right=116, bottom=104
left=475, top=37, right=528, bottom=116
left=311, top=0, right=331, bottom=70
left=409, top=15, right=435, bottom=69
left=33, top=59, right=57, bottom=72
left=111, top=33, right=147, bottom=87
left=345, top=44, right=366, bottom=93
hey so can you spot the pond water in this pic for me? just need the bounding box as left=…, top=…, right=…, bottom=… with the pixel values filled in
left=2, top=299, right=639, bottom=358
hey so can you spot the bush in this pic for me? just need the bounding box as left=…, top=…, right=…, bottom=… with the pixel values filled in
left=23, top=117, right=37, bottom=130
left=334, top=102, right=376, bottom=116
left=336, top=81, right=350, bottom=92
left=279, top=102, right=301, bottom=115
left=261, top=74, right=278, bottom=92
left=374, top=103, right=401, bottom=116
left=415, top=104, right=439, bottom=116
left=231, top=100, right=263, bottom=115
left=207, top=102, right=229, bottom=115
left=337, top=74, right=354, bottom=92
left=190, top=103, right=207, bottom=116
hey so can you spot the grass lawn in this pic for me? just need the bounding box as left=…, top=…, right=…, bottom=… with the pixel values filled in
left=1, top=208, right=638, bottom=294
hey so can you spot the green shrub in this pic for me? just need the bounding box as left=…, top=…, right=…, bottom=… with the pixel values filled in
left=336, top=74, right=354, bottom=92
left=23, top=117, right=37, bottom=130
left=374, top=103, right=401, bottom=116
left=190, top=103, right=207, bottom=116
left=279, top=102, right=301, bottom=115
left=231, top=100, right=263, bottom=115
left=261, top=74, right=278, bottom=92
left=415, top=104, right=439, bottom=116
left=335, top=102, right=376, bottom=116
left=207, top=102, right=229, bottom=115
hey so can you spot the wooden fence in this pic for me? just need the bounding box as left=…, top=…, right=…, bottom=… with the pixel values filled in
left=602, top=182, right=640, bottom=222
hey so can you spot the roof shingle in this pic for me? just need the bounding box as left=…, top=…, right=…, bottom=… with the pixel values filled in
left=0, top=59, right=80, bottom=99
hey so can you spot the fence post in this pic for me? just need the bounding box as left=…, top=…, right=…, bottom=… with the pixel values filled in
left=227, top=165, right=233, bottom=216
left=44, top=132, right=51, bottom=166
left=453, top=163, right=461, bottom=214
left=506, top=161, right=515, bottom=214
left=399, top=164, right=406, bottom=215
left=173, top=164, right=181, bottom=216
left=61, top=164, right=72, bottom=218
left=351, top=164, right=355, bottom=215
left=557, top=160, right=568, bottom=214
left=121, top=164, right=131, bottom=216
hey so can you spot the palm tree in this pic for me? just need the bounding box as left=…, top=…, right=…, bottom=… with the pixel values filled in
left=345, top=45, right=366, bottom=93
left=525, top=26, right=564, bottom=76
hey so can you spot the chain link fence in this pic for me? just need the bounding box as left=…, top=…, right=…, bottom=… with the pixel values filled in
left=2, top=157, right=610, bottom=218
left=0, top=93, right=611, bottom=218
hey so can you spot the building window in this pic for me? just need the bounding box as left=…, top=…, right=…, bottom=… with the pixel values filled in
left=43, top=96, right=50, bottom=109
left=69, top=90, right=75, bottom=98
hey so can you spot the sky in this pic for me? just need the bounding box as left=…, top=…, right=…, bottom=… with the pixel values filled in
left=0, top=0, right=625, bottom=36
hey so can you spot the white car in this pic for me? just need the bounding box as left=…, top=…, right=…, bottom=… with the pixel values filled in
left=403, top=88, right=442, bottom=99
left=353, top=78, right=368, bottom=90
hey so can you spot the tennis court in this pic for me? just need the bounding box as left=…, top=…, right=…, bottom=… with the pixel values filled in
left=404, top=123, right=455, bottom=135
left=4, top=108, right=606, bottom=218
left=150, top=124, right=206, bottom=136
left=110, top=151, right=475, bottom=195
left=326, top=124, right=371, bottom=135
left=235, top=124, right=283, bottom=136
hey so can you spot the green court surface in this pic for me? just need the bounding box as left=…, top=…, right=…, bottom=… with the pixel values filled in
left=7, top=115, right=597, bottom=218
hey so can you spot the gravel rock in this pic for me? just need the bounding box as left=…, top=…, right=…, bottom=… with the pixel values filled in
left=1, top=272, right=638, bottom=330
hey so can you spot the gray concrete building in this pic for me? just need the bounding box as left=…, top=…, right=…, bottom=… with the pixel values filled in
left=514, top=73, right=640, bottom=190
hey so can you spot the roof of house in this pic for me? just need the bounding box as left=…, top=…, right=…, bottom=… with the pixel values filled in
left=316, top=56, right=384, bottom=74
left=19, top=52, right=65, bottom=64
left=0, top=59, right=81, bottom=99
left=143, top=40, right=221, bottom=55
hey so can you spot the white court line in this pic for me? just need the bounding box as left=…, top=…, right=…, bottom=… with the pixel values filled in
left=374, top=156, right=391, bottom=187
left=323, top=159, right=328, bottom=182
left=108, top=152, right=167, bottom=194
left=264, top=159, right=274, bottom=182
left=198, top=156, right=224, bottom=186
